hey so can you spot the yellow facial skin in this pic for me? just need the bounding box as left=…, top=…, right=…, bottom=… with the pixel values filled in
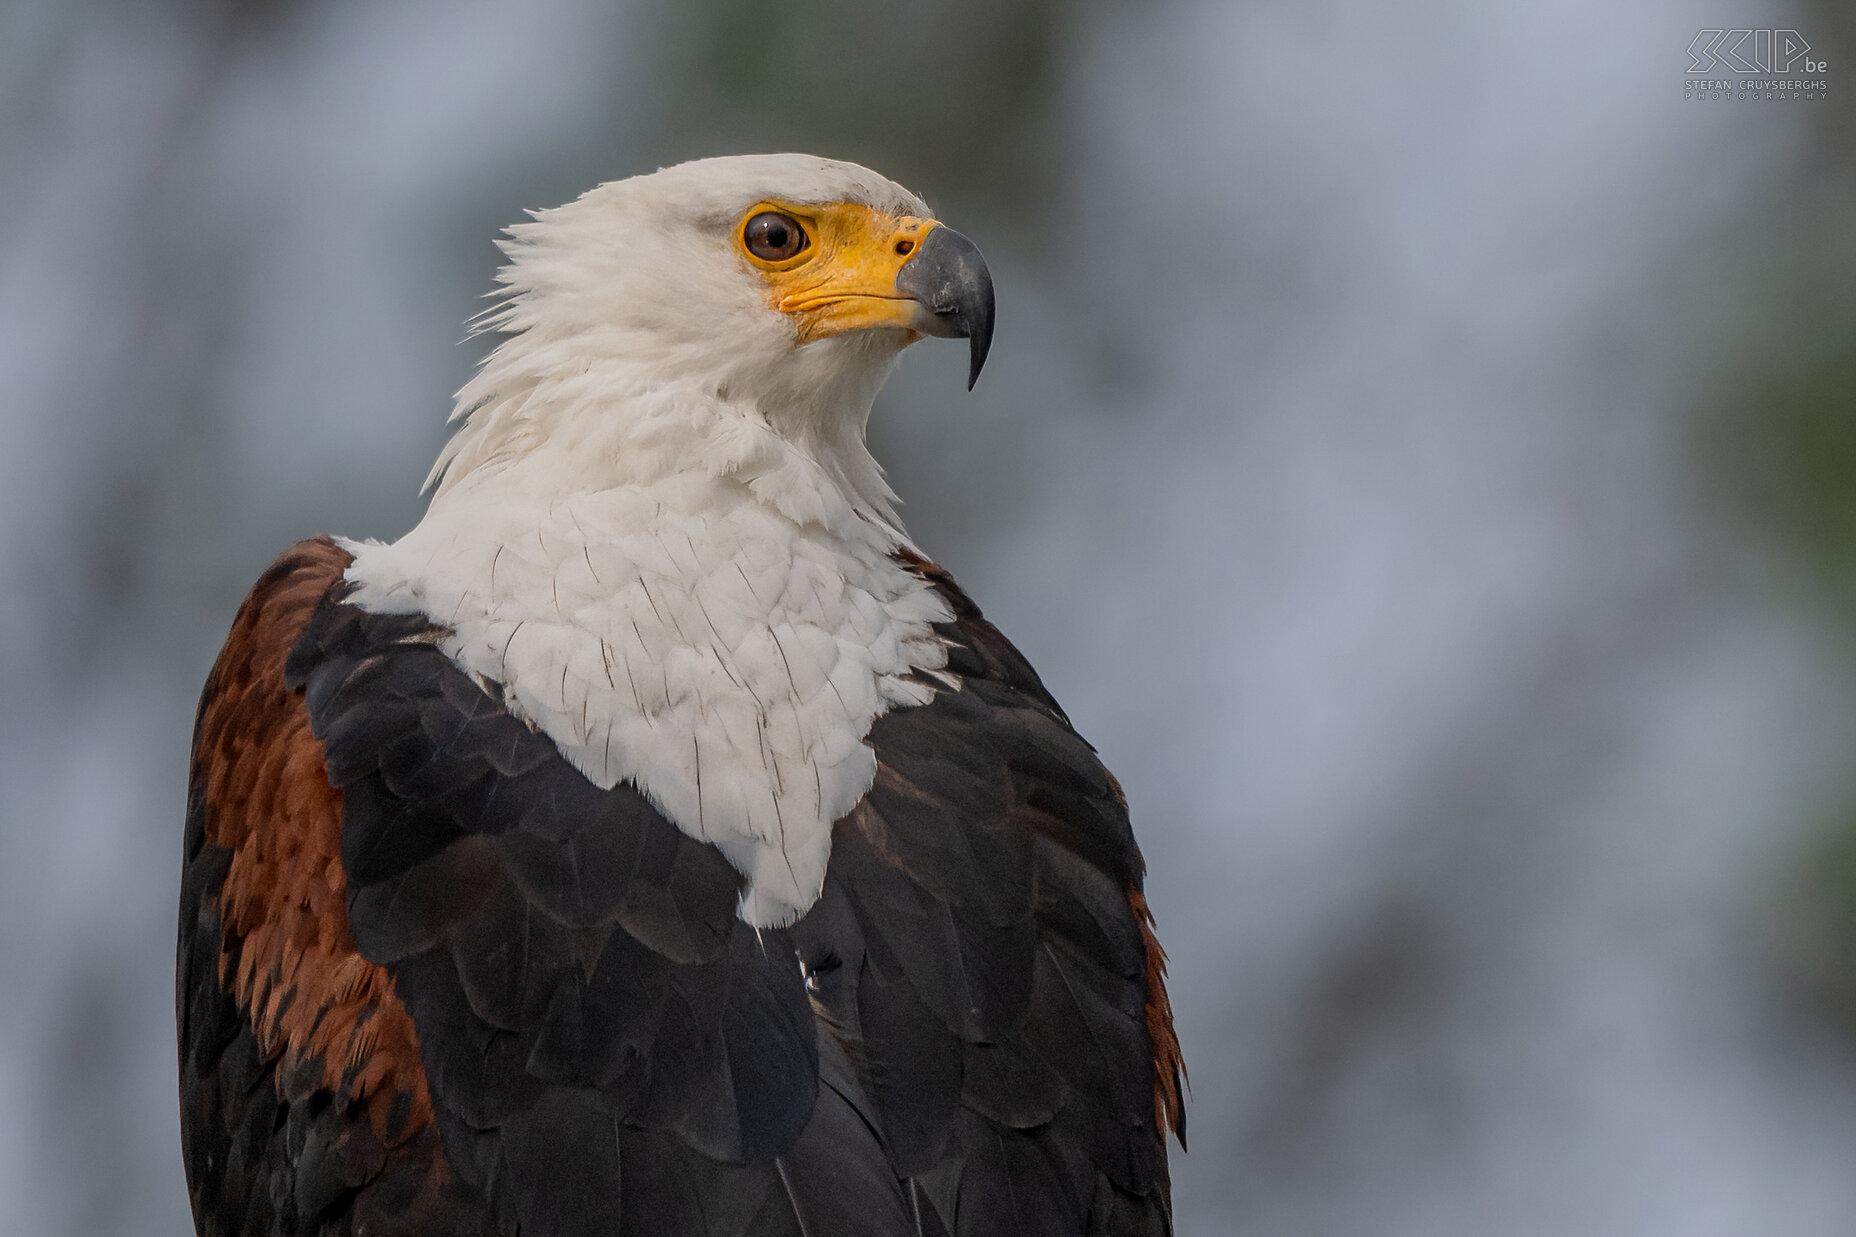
left=738, top=202, right=943, bottom=344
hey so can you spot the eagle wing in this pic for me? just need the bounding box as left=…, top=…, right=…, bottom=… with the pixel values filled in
left=178, top=538, right=488, bottom=1236
left=796, top=549, right=1182, bottom=1237
left=179, top=538, right=1180, bottom=1237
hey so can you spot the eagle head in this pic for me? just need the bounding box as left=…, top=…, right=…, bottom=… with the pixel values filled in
left=428, top=154, right=993, bottom=503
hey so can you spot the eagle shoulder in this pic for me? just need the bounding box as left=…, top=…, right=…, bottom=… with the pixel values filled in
left=179, top=537, right=485, bottom=1236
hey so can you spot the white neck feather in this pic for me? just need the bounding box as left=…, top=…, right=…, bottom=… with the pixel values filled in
left=431, top=322, right=913, bottom=528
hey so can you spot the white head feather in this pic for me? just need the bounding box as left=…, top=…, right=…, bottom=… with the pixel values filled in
left=429, top=154, right=936, bottom=528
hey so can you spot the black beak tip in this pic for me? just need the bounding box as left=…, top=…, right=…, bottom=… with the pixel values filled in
left=957, top=247, right=995, bottom=391
left=967, top=334, right=990, bottom=391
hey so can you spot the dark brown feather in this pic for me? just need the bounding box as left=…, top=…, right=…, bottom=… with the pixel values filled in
left=179, top=538, right=488, bottom=1236
left=781, top=548, right=1187, bottom=1235
left=898, top=546, right=1185, bottom=1152
left=191, top=536, right=431, bottom=1137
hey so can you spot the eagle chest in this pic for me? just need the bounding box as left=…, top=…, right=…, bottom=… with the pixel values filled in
left=343, top=488, right=952, bottom=926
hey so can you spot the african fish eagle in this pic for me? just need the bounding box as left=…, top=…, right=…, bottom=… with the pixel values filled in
left=177, top=154, right=1183, bottom=1237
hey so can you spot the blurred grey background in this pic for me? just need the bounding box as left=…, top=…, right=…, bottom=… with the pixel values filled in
left=6, top=1, right=1856, bottom=1233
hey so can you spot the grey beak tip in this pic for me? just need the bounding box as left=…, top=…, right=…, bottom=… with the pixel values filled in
left=896, top=224, right=996, bottom=391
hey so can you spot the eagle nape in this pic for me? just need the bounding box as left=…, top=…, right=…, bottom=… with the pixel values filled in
left=897, top=224, right=995, bottom=389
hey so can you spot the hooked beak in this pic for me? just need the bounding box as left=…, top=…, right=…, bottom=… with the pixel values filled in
left=896, top=225, right=996, bottom=390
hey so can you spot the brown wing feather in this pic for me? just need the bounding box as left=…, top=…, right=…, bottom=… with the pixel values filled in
left=1127, top=886, right=1186, bottom=1146
left=180, top=537, right=484, bottom=1236
left=192, top=536, right=431, bottom=1133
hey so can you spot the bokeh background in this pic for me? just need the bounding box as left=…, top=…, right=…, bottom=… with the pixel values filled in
left=6, top=1, right=1856, bottom=1233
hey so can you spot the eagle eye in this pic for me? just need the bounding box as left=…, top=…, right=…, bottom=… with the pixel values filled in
left=744, top=211, right=808, bottom=262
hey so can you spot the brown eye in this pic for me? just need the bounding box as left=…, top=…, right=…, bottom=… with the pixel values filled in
left=744, top=211, right=807, bottom=261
